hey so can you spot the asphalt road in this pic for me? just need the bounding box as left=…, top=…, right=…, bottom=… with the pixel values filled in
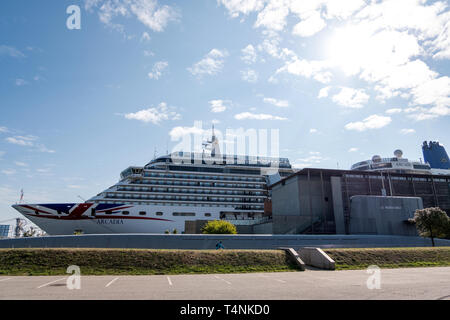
left=0, top=267, right=449, bottom=300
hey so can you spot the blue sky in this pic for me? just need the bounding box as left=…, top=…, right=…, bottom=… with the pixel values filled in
left=0, top=0, right=449, bottom=226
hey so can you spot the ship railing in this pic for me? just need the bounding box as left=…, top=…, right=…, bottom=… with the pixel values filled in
left=224, top=216, right=271, bottom=225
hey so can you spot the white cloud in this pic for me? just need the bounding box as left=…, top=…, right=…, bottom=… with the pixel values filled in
left=411, top=76, right=450, bottom=109
left=318, top=86, right=330, bottom=99
left=124, top=102, right=181, bottom=124
left=292, top=11, right=326, bottom=37
left=141, top=31, right=151, bottom=42
left=85, top=0, right=179, bottom=33
left=400, top=128, right=416, bottom=135
left=323, top=0, right=365, bottom=19
left=67, top=185, right=83, bottom=189
left=15, top=79, right=28, bottom=86
left=148, top=61, right=168, bottom=80
left=241, top=68, right=258, bottom=82
left=0, top=127, right=8, bottom=133
left=5, top=135, right=37, bottom=146
left=292, top=154, right=328, bottom=168
left=14, top=161, right=28, bottom=167
left=276, top=56, right=332, bottom=84
left=37, top=144, right=56, bottom=154
left=209, top=100, right=230, bottom=113
left=4, top=134, right=55, bottom=153
left=218, top=0, right=266, bottom=18
left=143, top=50, right=155, bottom=57
left=332, top=87, right=369, bottom=109
left=169, top=125, right=206, bottom=141
left=385, top=108, right=403, bottom=114
left=0, top=45, right=25, bottom=58
left=187, top=49, right=228, bottom=77
left=263, top=97, right=289, bottom=107
left=2, top=169, right=16, bottom=175
left=309, top=128, right=318, bottom=134
left=254, top=0, right=290, bottom=31
left=348, top=147, right=358, bottom=152
left=241, top=44, right=257, bottom=64
left=234, top=112, right=287, bottom=121
left=345, top=114, right=392, bottom=131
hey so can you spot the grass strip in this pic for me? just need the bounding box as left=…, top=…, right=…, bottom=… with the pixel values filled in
left=324, top=247, right=450, bottom=270
left=0, top=248, right=299, bottom=276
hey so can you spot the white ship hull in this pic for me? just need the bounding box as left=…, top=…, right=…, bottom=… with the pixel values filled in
left=12, top=203, right=223, bottom=235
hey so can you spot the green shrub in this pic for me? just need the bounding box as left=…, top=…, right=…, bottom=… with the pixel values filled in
left=201, top=220, right=237, bottom=234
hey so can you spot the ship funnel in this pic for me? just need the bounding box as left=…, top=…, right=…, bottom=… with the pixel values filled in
left=422, top=141, right=450, bottom=169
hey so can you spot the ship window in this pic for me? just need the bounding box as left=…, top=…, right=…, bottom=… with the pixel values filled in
left=91, top=209, right=96, bottom=217
left=105, top=210, right=113, bottom=215
left=35, top=210, right=39, bottom=215
left=205, top=213, right=211, bottom=217
left=57, top=210, right=62, bottom=215
left=139, top=211, right=146, bottom=215
left=156, top=212, right=163, bottom=216
left=172, top=212, right=195, bottom=216
left=122, top=211, right=129, bottom=215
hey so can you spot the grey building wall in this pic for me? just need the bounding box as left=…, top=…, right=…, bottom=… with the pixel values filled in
left=331, top=176, right=346, bottom=234
left=270, top=168, right=450, bottom=235
left=349, top=196, right=422, bottom=236
left=272, top=172, right=335, bottom=234
left=252, top=222, right=273, bottom=234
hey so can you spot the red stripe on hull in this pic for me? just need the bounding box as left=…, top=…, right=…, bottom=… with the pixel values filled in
left=68, top=203, right=93, bottom=219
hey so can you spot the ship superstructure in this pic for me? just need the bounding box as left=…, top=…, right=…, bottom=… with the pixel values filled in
left=351, top=149, right=431, bottom=174
left=351, top=141, right=450, bottom=175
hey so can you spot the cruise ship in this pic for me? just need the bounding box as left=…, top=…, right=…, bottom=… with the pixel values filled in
left=350, top=149, right=432, bottom=174
left=12, top=128, right=294, bottom=235
left=350, top=141, right=450, bottom=175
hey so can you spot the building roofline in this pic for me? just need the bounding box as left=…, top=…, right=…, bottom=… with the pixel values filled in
left=269, top=167, right=450, bottom=189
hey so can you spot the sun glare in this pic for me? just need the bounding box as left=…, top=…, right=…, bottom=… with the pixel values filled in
left=327, top=25, right=372, bottom=76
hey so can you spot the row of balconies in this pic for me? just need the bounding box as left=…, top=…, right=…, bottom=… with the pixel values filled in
left=104, top=193, right=265, bottom=203
left=116, top=186, right=266, bottom=196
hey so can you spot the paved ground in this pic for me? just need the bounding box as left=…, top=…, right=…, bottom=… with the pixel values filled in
left=0, top=267, right=449, bottom=300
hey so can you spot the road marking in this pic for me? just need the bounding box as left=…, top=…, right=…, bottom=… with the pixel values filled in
left=37, top=278, right=67, bottom=289
left=214, top=275, right=231, bottom=285
left=105, top=277, right=119, bottom=288
left=167, top=277, right=173, bottom=286
left=0, top=278, right=11, bottom=282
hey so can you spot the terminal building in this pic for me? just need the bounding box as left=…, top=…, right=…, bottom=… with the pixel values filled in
left=266, top=143, right=450, bottom=236
left=269, top=168, right=450, bottom=235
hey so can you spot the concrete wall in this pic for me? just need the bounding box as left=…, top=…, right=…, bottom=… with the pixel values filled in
left=349, top=196, right=422, bottom=236
left=252, top=222, right=273, bottom=234
left=1, top=234, right=449, bottom=250
left=297, top=247, right=335, bottom=270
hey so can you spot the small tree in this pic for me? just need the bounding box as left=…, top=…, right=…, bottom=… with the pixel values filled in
left=172, top=228, right=178, bottom=234
left=410, top=207, right=449, bottom=247
left=201, top=220, right=237, bottom=234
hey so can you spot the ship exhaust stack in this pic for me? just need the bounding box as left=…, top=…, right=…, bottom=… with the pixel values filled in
left=422, top=141, right=450, bottom=169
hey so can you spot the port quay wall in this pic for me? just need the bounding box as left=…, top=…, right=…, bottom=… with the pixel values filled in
left=1, top=234, right=449, bottom=250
